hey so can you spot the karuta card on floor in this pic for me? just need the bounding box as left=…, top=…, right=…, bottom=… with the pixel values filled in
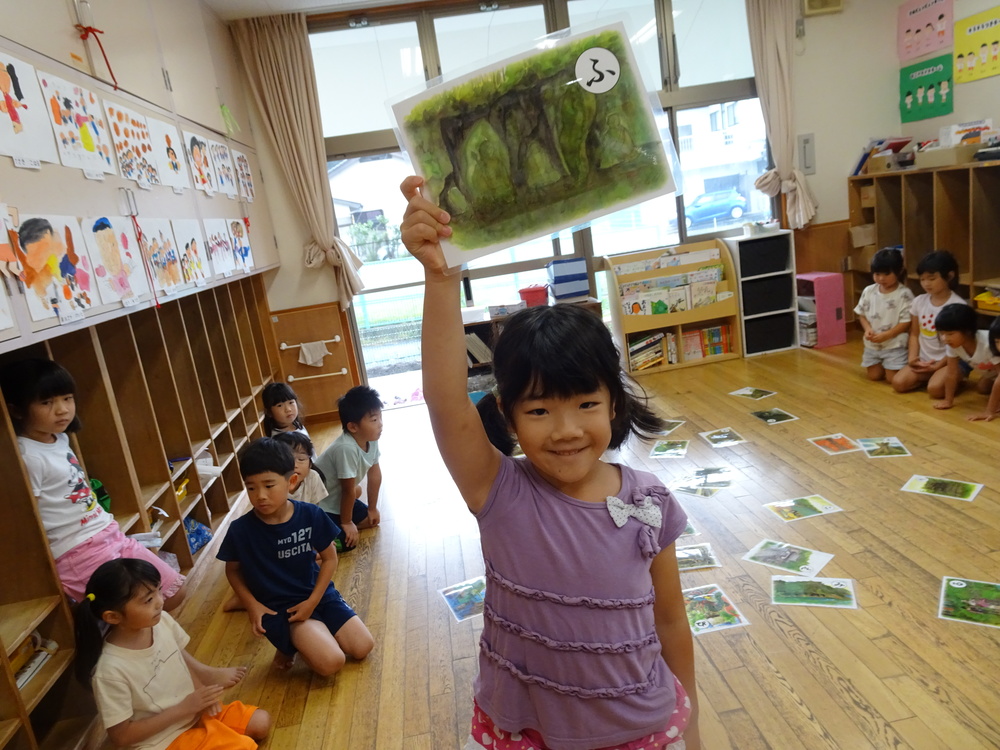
left=680, top=520, right=700, bottom=537
left=771, top=576, right=857, bottom=608
left=858, top=437, right=911, bottom=458
left=438, top=576, right=486, bottom=622
left=676, top=542, right=722, bottom=571
left=762, top=494, right=843, bottom=523
left=672, top=467, right=733, bottom=498
left=729, top=387, right=777, bottom=400
left=699, top=427, right=747, bottom=448
left=750, top=408, right=799, bottom=425
left=682, top=583, right=750, bottom=635
left=808, top=433, right=863, bottom=455
left=938, top=577, right=1000, bottom=629
left=657, top=420, right=685, bottom=436
left=649, top=439, right=689, bottom=458
left=743, top=539, right=834, bottom=576
left=901, top=475, right=983, bottom=502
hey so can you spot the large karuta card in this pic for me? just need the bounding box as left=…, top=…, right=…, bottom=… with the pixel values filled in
left=762, top=494, right=843, bottom=523
left=682, top=584, right=750, bottom=635
left=858, top=436, right=911, bottom=458
left=807, top=433, right=863, bottom=455
left=743, top=539, right=833, bottom=576
left=729, top=386, right=776, bottom=400
left=901, top=475, right=983, bottom=502
left=939, top=577, right=1000, bottom=629
left=771, top=576, right=857, bottom=608
left=676, top=543, right=721, bottom=571
left=649, top=439, right=689, bottom=458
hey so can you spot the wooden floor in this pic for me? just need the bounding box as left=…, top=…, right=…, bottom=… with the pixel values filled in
left=176, top=333, right=1000, bottom=750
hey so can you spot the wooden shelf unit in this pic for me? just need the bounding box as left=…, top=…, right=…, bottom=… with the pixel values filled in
left=847, top=161, right=1000, bottom=315
left=0, top=274, right=279, bottom=749
left=602, top=240, right=742, bottom=375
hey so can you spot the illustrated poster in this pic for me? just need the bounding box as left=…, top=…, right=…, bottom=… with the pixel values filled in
left=232, top=148, right=255, bottom=201
left=900, top=54, right=953, bottom=123
left=955, top=7, right=1000, bottom=83
left=147, top=117, right=191, bottom=190
left=35, top=70, right=114, bottom=173
left=227, top=218, right=253, bottom=272
left=81, top=216, right=150, bottom=306
left=898, top=0, right=952, bottom=62
left=0, top=54, right=59, bottom=163
left=183, top=130, right=217, bottom=193
left=135, top=218, right=182, bottom=294
left=208, top=139, right=238, bottom=198
left=171, top=219, right=212, bottom=284
left=202, top=218, right=236, bottom=276
left=11, top=215, right=96, bottom=321
left=104, top=101, right=159, bottom=185
left=391, top=23, right=674, bottom=268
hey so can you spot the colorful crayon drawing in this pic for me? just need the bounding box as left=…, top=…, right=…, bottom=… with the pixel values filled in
left=82, top=216, right=149, bottom=305
left=228, top=219, right=254, bottom=271
left=0, top=55, right=59, bottom=163
left=104, top=102, right=159, bottom=185
left=209, top=140, right=238, bottom=198
left=202, top=218, right=236, bottom=276
left=148, top=117, right=190, bottom=190
left=184, top=131, right=217, bottom=193
left=0, top=205, right=24, bottom=279
left=171, top=219, right=212, bottom=283
left=11, top=215, right=95, bottom=321
left=232, top=149, right=255, bottom=201
left=135, top=219, right=181, bottom=294
left=36, top=70, right=114, bottom=173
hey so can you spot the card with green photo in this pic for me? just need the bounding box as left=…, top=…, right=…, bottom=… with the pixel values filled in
left=649, top=439, right=689, bottom=458
left=901, top=475, right=983, bottom=502
left=939, top=577, right=1000, bottom=629
left=683, top=583, right=750, bottom=635
left=657, top=420, right=686, bottom=436
left=771, top=576, right=857, bottom=608
left=680, top=520, right=699, bottom=537
left=676, top=542, right=721, bottom=571
left=858, top=437, right=911, bottom=458
left=762, top=494, right=843, bottom=523
left=743, top=539, right=833, bottom=576
left=672, top=467, right=733, bottom=498
left=751, top=408, right=799, bottom=425
left=729, top=387, right=776, bottom=400
left=438, top=576, right=487, bottom=622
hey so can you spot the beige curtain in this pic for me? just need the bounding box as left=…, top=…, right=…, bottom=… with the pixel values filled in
left=745, top=0, right=818, bottom=229
left=230, top=13, right=364, bottom=305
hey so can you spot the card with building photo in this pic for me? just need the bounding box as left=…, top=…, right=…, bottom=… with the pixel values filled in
left=729, top=387, right=776, bottom=400
left=808, top=433, right=863, bottom=455
left=649, top=439, right=689, bottom=458
left=938, top=577, right=1000, bottom=629
left=901, top=475, right=983, bottom=502
left=676, top=543, right=721, bottom=571
left=751, top=408, right=799, bottom=425
left=683, top=583, right=750, bottom=635
left=699, top=427, right=747, bottom=448
left=858, top=437, right=911, bottom=458
left=743, top=539, right=833, bottom=576
left=771, top=576, right=857, bottom=609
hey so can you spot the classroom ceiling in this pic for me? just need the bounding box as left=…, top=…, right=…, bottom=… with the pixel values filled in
left=204, top=0, right=411, bottom=21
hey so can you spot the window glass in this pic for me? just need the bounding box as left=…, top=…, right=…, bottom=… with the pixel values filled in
left=469, top=268, right=550, bottom=307
left=466, top=229, right=572, bottom=271
left=434, top=6, right=548, bottom=76
left=567, top=0, right=661, bottom=92
left=676, top=98, right=771, bottom=236
left=311, top=22, right=423, bottom=137
left=673, top=0, right=754, bottom=88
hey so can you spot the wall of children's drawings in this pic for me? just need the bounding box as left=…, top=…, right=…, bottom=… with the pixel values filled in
left=0, top=34, right=270, bottom=349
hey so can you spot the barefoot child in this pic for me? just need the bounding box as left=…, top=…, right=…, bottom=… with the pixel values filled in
left=854, top=248, right=913, bottom=384
left=934, top=304, right=1000, bottom=411
left=218, top=437, right=374, bottom=674
left=74, top=558, right=270, bottom=749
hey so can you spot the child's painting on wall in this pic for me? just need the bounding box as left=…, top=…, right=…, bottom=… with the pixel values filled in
left=103, top=101, right=159, bottom=186
left=171, top=218, right=212, bottom=284
left=202, top=218, right=236, bottom=276
left=10, top=215, right=96, bottom=321
left=36, top=70, right=114, bottom=173
left=81, top=215, right=150, bottom=306
left=183, top=130, right=217, bottom=193
left=148, top=117, right=191, bottom=190
left=135, top=218, right=182, bottom=294
left=208, top=139, right=238, bottom=199
left=232, top=149, right=255, bottom=202
left=229, top=218, right=253, bottom=272
left=0, top=55, right=59, bottom=164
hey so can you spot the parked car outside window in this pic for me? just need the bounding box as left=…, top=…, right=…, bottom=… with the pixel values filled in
left=684, top=189, right=746, bottom=228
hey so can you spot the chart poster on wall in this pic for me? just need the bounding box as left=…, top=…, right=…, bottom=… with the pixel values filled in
left=170, top=219, right=212, bottom=284
left=898, top=0, right=952, bottom=62
left=232, top=149, right=255, bottom=202
left=203, top=218, right=236, bottom=276
left=81, top=216, right=150, bottom=306
left=183, top=130, right=217, bottom=193
left=148, top=118, right=191, bottom=190
left=36, top=71, right=115, bottom=174
left=390, top=23, right=674, bottom=269
left=0, top=54, right=59, bottom=164
left=135, top=218, right=182, bottom=294
left=900, top=54, right=954, bottom=122
left=104, top=101, right=159, bottom=186
left=208, top=139, right=238, bottom=198
left=954, top=7, right=1000, bottom=83
left=10, top=215, right=95, bottom=322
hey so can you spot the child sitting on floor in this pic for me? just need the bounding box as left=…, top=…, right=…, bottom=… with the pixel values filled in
left=273, top=431, right=327, bottom=503
left=933, top=304, right=1000, bottom=411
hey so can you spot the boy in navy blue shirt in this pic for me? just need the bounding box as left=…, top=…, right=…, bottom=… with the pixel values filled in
left=218, top=437, right=374, bottom=674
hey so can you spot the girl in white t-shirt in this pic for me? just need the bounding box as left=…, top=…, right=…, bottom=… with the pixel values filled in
left=262, top=382, right=310, bottom=438
left=854, top=248, right=914, bottom=384
left=74, top=558, right=270, bottom=750
left=0, top=359, right=186, bottom=607
left=934, top=306, right=1000, bottom=414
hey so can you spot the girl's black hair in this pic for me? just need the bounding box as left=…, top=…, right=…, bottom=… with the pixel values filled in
left=73, top=559, right=161, bottom=686
left=934, top=303, right=977, bottom=337
left=915, top=250, right=959, bottom=288
left=0, top=358, right=82, bottom=433
left=261, top=382, right=304, bottom=433
left=870, top=248, right=905, bottom=281
left=988, top=316, right=1000, bottom=358
left=475, top=304, right=665, bottom=455
left=272, top=430, right=325, bottom=482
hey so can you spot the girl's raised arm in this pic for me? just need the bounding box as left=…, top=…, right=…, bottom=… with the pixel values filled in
left=400, top=177, right=500, bottom=512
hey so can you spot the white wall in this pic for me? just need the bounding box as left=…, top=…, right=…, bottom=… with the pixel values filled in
left=793, top=0, right=1000, bottom=224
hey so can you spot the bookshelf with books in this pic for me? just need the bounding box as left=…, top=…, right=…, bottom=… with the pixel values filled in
left=603, top=240, right=742, bottom=375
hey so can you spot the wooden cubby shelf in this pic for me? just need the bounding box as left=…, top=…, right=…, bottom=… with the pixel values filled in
left=0, top=598, right=60, bottom=657
left=0, top=719, right=19, bottom=748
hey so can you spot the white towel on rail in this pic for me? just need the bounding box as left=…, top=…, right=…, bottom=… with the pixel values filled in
left=298, top=341, right=331, bottom=367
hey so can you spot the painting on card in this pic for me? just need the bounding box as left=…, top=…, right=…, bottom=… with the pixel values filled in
left=0, top=54, right=59, bottom=163
left=81, top=216, right=150, bottom=305
left=10, top=215, right=96, bottom=321
left=36, top=70, right=115, bottom=173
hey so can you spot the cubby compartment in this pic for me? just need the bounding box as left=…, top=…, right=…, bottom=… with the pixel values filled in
left=744, top=311, right=798, bottom=356
left=902, top=172, right=934, bottom=258
left=733, top=234, right=791, bottom=277
left=740, top=275, right=795, bottom=317
left=874, top=175, right=903, bottom=247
